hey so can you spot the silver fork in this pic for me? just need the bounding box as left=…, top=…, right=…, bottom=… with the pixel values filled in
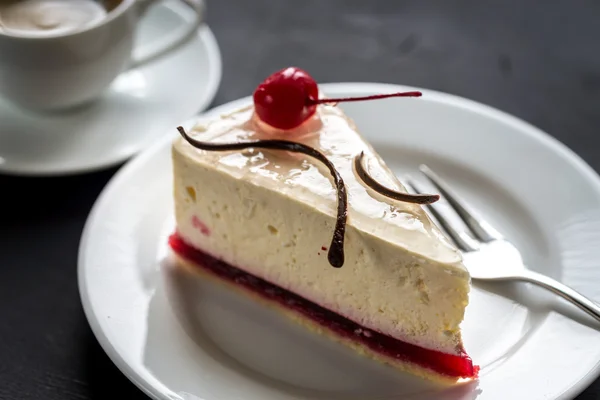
left=405, top=164, right=600, bottom=322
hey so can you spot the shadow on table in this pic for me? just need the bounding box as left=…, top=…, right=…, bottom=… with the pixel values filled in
left=0, top=164, right=123, bottom=228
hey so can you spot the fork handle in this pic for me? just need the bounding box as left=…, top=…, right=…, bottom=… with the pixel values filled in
left=519, top=270, right=600, bottom=322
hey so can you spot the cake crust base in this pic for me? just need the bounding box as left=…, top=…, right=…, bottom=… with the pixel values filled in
left=169, top=235, right=478, bottom=384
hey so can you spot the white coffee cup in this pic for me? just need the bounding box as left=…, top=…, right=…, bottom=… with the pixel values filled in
left=0, top=0, right=204, bottom=111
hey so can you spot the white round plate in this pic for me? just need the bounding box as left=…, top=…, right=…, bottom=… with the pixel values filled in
left=0, top=1, right=221, bottom=176
left=79, top=83, right=600, bottom=400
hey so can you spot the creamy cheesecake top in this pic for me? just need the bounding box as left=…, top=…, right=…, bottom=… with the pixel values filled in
left=173, top=103, right=465, bottom=266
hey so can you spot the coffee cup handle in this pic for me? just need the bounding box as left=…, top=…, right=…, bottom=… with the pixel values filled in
left=129, top=0, right=205, bottom=68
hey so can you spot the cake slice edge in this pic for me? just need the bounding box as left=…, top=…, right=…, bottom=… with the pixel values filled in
left=168, top=233, right=479, bottom=384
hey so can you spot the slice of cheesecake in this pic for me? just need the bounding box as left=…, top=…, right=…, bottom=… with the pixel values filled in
left=169, top=102, right=477, bottom=383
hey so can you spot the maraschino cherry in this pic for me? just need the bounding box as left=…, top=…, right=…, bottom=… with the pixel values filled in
left=253, top=66, right=422, bottom=130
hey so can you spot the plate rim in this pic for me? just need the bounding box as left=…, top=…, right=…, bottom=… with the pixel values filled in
left=78, top=82, right=600, bottom=400
left=0, top=22, right=223, bottom=177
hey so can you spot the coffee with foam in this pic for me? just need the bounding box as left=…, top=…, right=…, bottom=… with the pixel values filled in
left=0, top=0, right=120, bottom=36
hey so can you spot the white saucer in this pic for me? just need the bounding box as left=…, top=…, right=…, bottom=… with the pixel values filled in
left=0, top=1, right=221, bottom=176
left=78, top=83, right=600, bottom=400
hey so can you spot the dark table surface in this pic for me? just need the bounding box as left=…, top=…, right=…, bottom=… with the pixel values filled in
left=1, top=0, right=600, bottom=399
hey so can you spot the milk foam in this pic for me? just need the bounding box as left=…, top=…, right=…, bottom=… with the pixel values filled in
left=0, top=0, right=108, bottom=36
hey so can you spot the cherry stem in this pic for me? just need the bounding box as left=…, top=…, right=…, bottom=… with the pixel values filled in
left=307, top=91, right=422, bottom=105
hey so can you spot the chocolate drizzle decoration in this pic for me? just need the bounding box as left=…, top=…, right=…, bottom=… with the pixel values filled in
left=177, top=126, right=348, bottom=268
left=354, top=151, right=440, bottom=205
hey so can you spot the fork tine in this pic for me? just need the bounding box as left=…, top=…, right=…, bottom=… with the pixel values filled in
left=405, top=178, right=478, bottom=252
left=419, top=165, right=500, bottom=242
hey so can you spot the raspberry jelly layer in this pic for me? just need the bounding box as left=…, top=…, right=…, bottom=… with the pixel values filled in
left=168, top=233, right=478, bottom=379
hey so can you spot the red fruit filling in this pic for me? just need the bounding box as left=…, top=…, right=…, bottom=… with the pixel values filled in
left=168, top=233, right=478, bottom=379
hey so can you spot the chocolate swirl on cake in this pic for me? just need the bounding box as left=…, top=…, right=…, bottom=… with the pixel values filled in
left=353, top=151, right=439, bottom=204
left=177, top=127, right=439, bottom=269
left=177, top=126, right=348, bottom=268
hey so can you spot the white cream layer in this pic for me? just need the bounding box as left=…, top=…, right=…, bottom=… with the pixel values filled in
left=172, top=104, right=471, bottom=355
